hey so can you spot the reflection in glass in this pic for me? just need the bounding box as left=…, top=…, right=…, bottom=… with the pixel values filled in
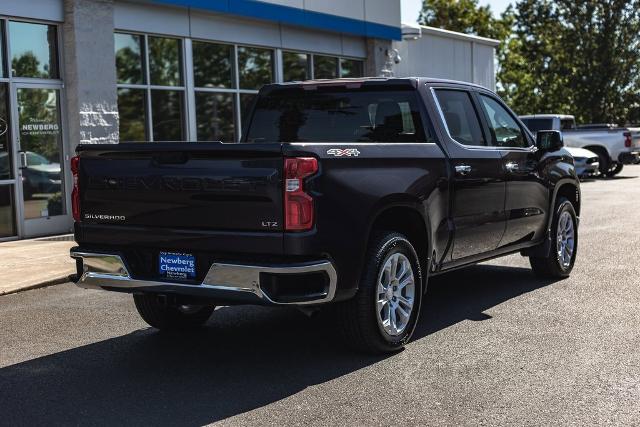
left=195, top=92, right=235, bottom=142
left=238, top=47, right=273, bottom=90
left=193, top=42, right=233, bottom=88
left=313, top=55, right=338, bottom=79
left=0, top=84, right=12, bottom=181
left=240, top=93, right=257, bottom=134
left=340, top=59, right=364, bottom=78
left=9, top=21, right=59, bottom=79
left=115, top=33, right=145, bottom=85
left=151, top=90, right=184, bottom=141
left=283, top=52, right=308, bottom=82
left=0, top=22, right=5, bottom=78
left=148, top=36, right=182, bottom=86
left=17, top=88, right=64, bottom=219
left=0, top=185, right=16, bottom=238
left=117, top=88, right=147, bottom=142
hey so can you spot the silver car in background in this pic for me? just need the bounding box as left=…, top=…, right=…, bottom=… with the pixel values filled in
left=565, top=147, right=599, bottom=178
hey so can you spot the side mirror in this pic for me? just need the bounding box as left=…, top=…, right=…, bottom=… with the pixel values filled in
left=536, top=130, right=564, bottom=152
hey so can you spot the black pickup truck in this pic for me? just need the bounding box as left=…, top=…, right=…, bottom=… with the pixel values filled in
left=70, top=78, right=580, bottom=353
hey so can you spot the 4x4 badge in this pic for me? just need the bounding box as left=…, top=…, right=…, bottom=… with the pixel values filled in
left=327, top=148, right=360, bottom=157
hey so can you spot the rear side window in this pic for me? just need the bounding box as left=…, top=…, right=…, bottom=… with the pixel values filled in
left=434, top=89, right=485, bottom=146
left=560, top=118, right=576, bottom=130
left=244, top=88, right=427, bottom=143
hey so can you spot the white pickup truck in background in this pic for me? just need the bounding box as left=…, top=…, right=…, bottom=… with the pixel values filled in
left=519, top=114, right=640, bottom=177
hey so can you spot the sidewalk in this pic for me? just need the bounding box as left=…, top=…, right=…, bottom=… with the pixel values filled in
left=0, top=235, right=76, bottom=295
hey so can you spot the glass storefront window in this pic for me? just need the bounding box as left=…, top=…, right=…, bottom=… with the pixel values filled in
left=9, top=21, right=59, bottom=79
left=340, top=59, right=364, bottom=78
left=283, top=52, right=309, bottom=82
left=238, top=46, right=273, bottom=90
left=195, top=92, right=234, bottom=142
left=0, top=185, right=16, bottom=238
left=313, top=55, right=338, bottom=79
left=148, top=36, right=182, bottom=87
left=151, top=90, right=184, bottom=141
left=240, top=93, right=257, bottom=129
left=193, top=42, right=233, bottom=88
left=0, top=21, right=5, bottom=78
left=115, top=33, right=145, bottom=85
left=0, top=84, right=11, bottom=181
left=117, top=88, right=147, bottom=142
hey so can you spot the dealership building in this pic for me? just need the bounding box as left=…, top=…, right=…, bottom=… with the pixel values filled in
left=0, top=0, right=497, bottom=240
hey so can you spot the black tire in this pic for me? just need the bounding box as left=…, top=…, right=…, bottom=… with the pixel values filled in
left=594, top=149, right=611, bottom=176
left=335, top=232, right=424, bottom=354
left=133, top=294, right=215, bottom=330
left=529, top=197, right=578, bottom=279
left=604, top=163, right=623, bottom=177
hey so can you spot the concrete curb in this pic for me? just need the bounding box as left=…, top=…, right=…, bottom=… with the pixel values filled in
left=0, top=275, right=72, bottom=296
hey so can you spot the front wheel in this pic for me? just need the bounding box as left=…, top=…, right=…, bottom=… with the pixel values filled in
left=133, top=294, right=215, bottom=330
left=529, top=197, right=578, bottom=279
left=335, top=232, right=424, bottom=354
left=604, top=163, right=623, bottom=177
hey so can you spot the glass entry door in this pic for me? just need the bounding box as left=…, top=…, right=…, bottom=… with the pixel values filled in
left=0, top=83, right=17, bottom=239
left=13, top=84, right=70, bottom=237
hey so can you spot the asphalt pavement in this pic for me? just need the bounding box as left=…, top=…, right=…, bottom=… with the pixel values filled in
left=1, top=166, right=639, bottom=426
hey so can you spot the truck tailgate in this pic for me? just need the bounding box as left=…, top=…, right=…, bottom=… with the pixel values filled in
left=77, top=143, right=283, bottom=232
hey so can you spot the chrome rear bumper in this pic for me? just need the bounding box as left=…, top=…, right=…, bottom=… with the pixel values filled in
left=70, top=250, right=337, bottom=306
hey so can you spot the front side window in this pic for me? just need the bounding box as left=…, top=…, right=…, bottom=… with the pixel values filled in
left=435, top=89, right=485, bottom=146
left=479, top=95, right=527, bottom=148
left=245, top=88, right=426, bottom=143
left=9, top=21, right=59, bottom=79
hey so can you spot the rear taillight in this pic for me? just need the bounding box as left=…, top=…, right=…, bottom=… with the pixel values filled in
left=624, top=132, right=632, bottom=148
left=284, top=157, right=318, bottom=231
left=71, top=156, right=81, bottom=222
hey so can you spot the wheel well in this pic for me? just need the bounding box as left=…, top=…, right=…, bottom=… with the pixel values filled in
left=370, top=207, right=429, bottom=269
left=584, top=145, right=609, bottom=160
left=556, top=183, right=580, bottom=216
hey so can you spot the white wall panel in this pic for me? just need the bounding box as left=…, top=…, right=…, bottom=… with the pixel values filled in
left=0, top=0, right=63, bottom=22
left=114, top=2, right=189, bottom=36
left=304, top=0, right=365, bottom=21
left=473, top=44, right=496, bottom=90
left=341, top=35, right=367, bottom=58
left=190, top=11, right=281, bottom=46
left=280, top=26, right=342, bottom=55
left=364, top=0, right=401, bottom=28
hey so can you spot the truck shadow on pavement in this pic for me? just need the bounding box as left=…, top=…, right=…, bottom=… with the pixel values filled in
left=1, top=264, right=556, bottom=426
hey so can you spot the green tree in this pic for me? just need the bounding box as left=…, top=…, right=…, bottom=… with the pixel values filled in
left=418, top=0, right=509, bottom=39
left=499, top=0, right=640, bottom=124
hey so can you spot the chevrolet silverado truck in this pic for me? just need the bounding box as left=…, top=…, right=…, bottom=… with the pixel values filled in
left=519, top=114, right=639, bottom=176
left=70, top=78, right=581, bottom=354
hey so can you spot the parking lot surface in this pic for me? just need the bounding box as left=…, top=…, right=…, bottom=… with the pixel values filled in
left=1, top=166, right=639, bottom=426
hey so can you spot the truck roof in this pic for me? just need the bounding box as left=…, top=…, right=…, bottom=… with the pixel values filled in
left=519, top=114, right=575, bottom=120
left=261, top=77, right=492, bottom=91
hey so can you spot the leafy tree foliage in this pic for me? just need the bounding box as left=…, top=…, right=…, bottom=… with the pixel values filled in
left=419, top=0, right=640, bottom=124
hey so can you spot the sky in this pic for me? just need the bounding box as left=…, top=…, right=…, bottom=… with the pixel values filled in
left=400, top=0, right=512, bottom=23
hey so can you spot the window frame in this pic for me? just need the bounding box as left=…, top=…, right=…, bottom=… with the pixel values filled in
left=432, top=87, right=489, bottom=148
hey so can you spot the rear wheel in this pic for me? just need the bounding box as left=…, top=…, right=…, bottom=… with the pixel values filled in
left=335, top=232, right=424, bottom=354
left=133, top=294, right=215, bottom=330
left=604, top=163, right=623, bottom=177
left=594, top=149, right=611, bottom=176
left=529, top=197, right=578, bottom=279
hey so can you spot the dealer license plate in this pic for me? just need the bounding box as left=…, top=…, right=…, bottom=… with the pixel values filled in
left=159, top=252, right=196, bottom=280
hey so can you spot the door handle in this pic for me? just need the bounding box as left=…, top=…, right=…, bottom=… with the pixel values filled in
left=505, top=162, right=519, bottom=173
left=19, top=151, right=28, bottom=169
left=454, top=165, right=472, bottom=176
